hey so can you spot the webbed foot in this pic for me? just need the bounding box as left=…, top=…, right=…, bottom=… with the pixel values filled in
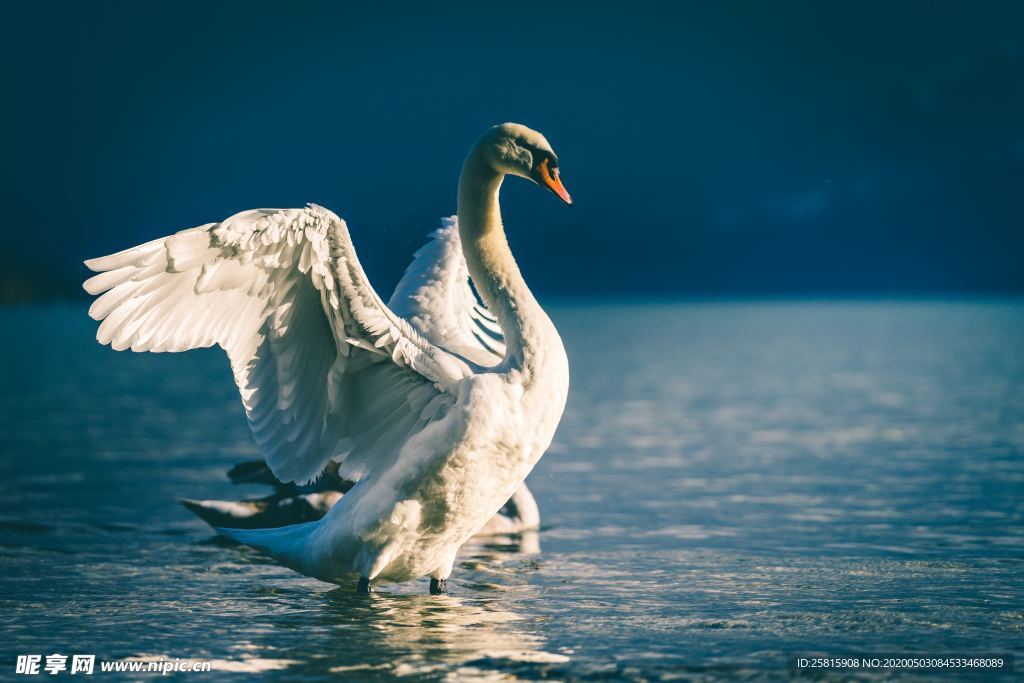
left=429, top=578, right=447, bottom=595
left=357, top=577, right=372, bottom=594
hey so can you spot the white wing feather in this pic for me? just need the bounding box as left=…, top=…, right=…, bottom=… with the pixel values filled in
left=84, top=205, right=470, bottom=484
left=388, top=217, right=506, bottom=366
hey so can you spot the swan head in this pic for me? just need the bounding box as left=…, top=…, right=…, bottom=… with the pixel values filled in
left=476, top=123, right=573, bottom=206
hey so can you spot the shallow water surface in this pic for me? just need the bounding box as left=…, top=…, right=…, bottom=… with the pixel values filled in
left=1, top=301, right=1022, bottom=680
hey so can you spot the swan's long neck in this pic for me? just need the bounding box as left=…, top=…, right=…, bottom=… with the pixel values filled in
left=457, top=151, right=552, bottom=374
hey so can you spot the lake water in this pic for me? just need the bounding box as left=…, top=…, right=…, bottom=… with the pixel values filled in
left=1, top=301, right=1022, bottom=680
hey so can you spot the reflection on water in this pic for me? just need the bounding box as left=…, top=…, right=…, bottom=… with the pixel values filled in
left=200, top=536, right=563, bottom=681
left=317, top=534, right=556, bottom=680
left=1, top=302, right=1023, bottom=680
left=318, top=581, right=566, bottom=679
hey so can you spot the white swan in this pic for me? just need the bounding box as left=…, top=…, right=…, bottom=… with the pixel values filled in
left=179, top=216, right=546, bottom=535
left=83, top=123, right=571, bottom=593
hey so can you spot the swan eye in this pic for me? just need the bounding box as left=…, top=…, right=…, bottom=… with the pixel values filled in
left=531, top=156, right=573, bottom=205
left=544, top=160, right=561, bottom=181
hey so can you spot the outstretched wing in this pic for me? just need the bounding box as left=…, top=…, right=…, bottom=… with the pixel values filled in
left=84, top=205, right=471, bottom=484
left=388, top=217, right=506, bottom=366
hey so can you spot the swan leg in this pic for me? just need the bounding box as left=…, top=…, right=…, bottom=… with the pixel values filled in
left=356, top=577, right=372, bottom=594
left=429, top=578, right=447, bottom=595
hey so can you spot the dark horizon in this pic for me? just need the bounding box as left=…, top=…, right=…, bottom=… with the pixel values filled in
left=3, top=1, right=1023, bottom=305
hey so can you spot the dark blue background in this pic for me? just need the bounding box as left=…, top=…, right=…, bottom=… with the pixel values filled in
left=3, top=1, right=1022, bottom=302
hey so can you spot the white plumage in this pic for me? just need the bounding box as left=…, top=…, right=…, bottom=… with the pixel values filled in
left=388, top=218, right=507, bottom=365
left=83, top=123, right=571, bottom=591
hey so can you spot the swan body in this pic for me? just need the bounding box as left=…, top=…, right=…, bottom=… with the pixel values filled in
left=179, top=461, right=539, bottom=534
left=83, top=123, right=571, bottom=590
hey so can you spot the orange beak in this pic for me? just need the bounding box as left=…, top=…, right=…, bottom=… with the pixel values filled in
left=534, top=158, right=573, bottom=206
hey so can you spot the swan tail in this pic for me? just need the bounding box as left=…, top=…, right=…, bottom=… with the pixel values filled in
left=181, top=498, right=267, bottom=528
left=216, top=520, right=322, bottom=574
